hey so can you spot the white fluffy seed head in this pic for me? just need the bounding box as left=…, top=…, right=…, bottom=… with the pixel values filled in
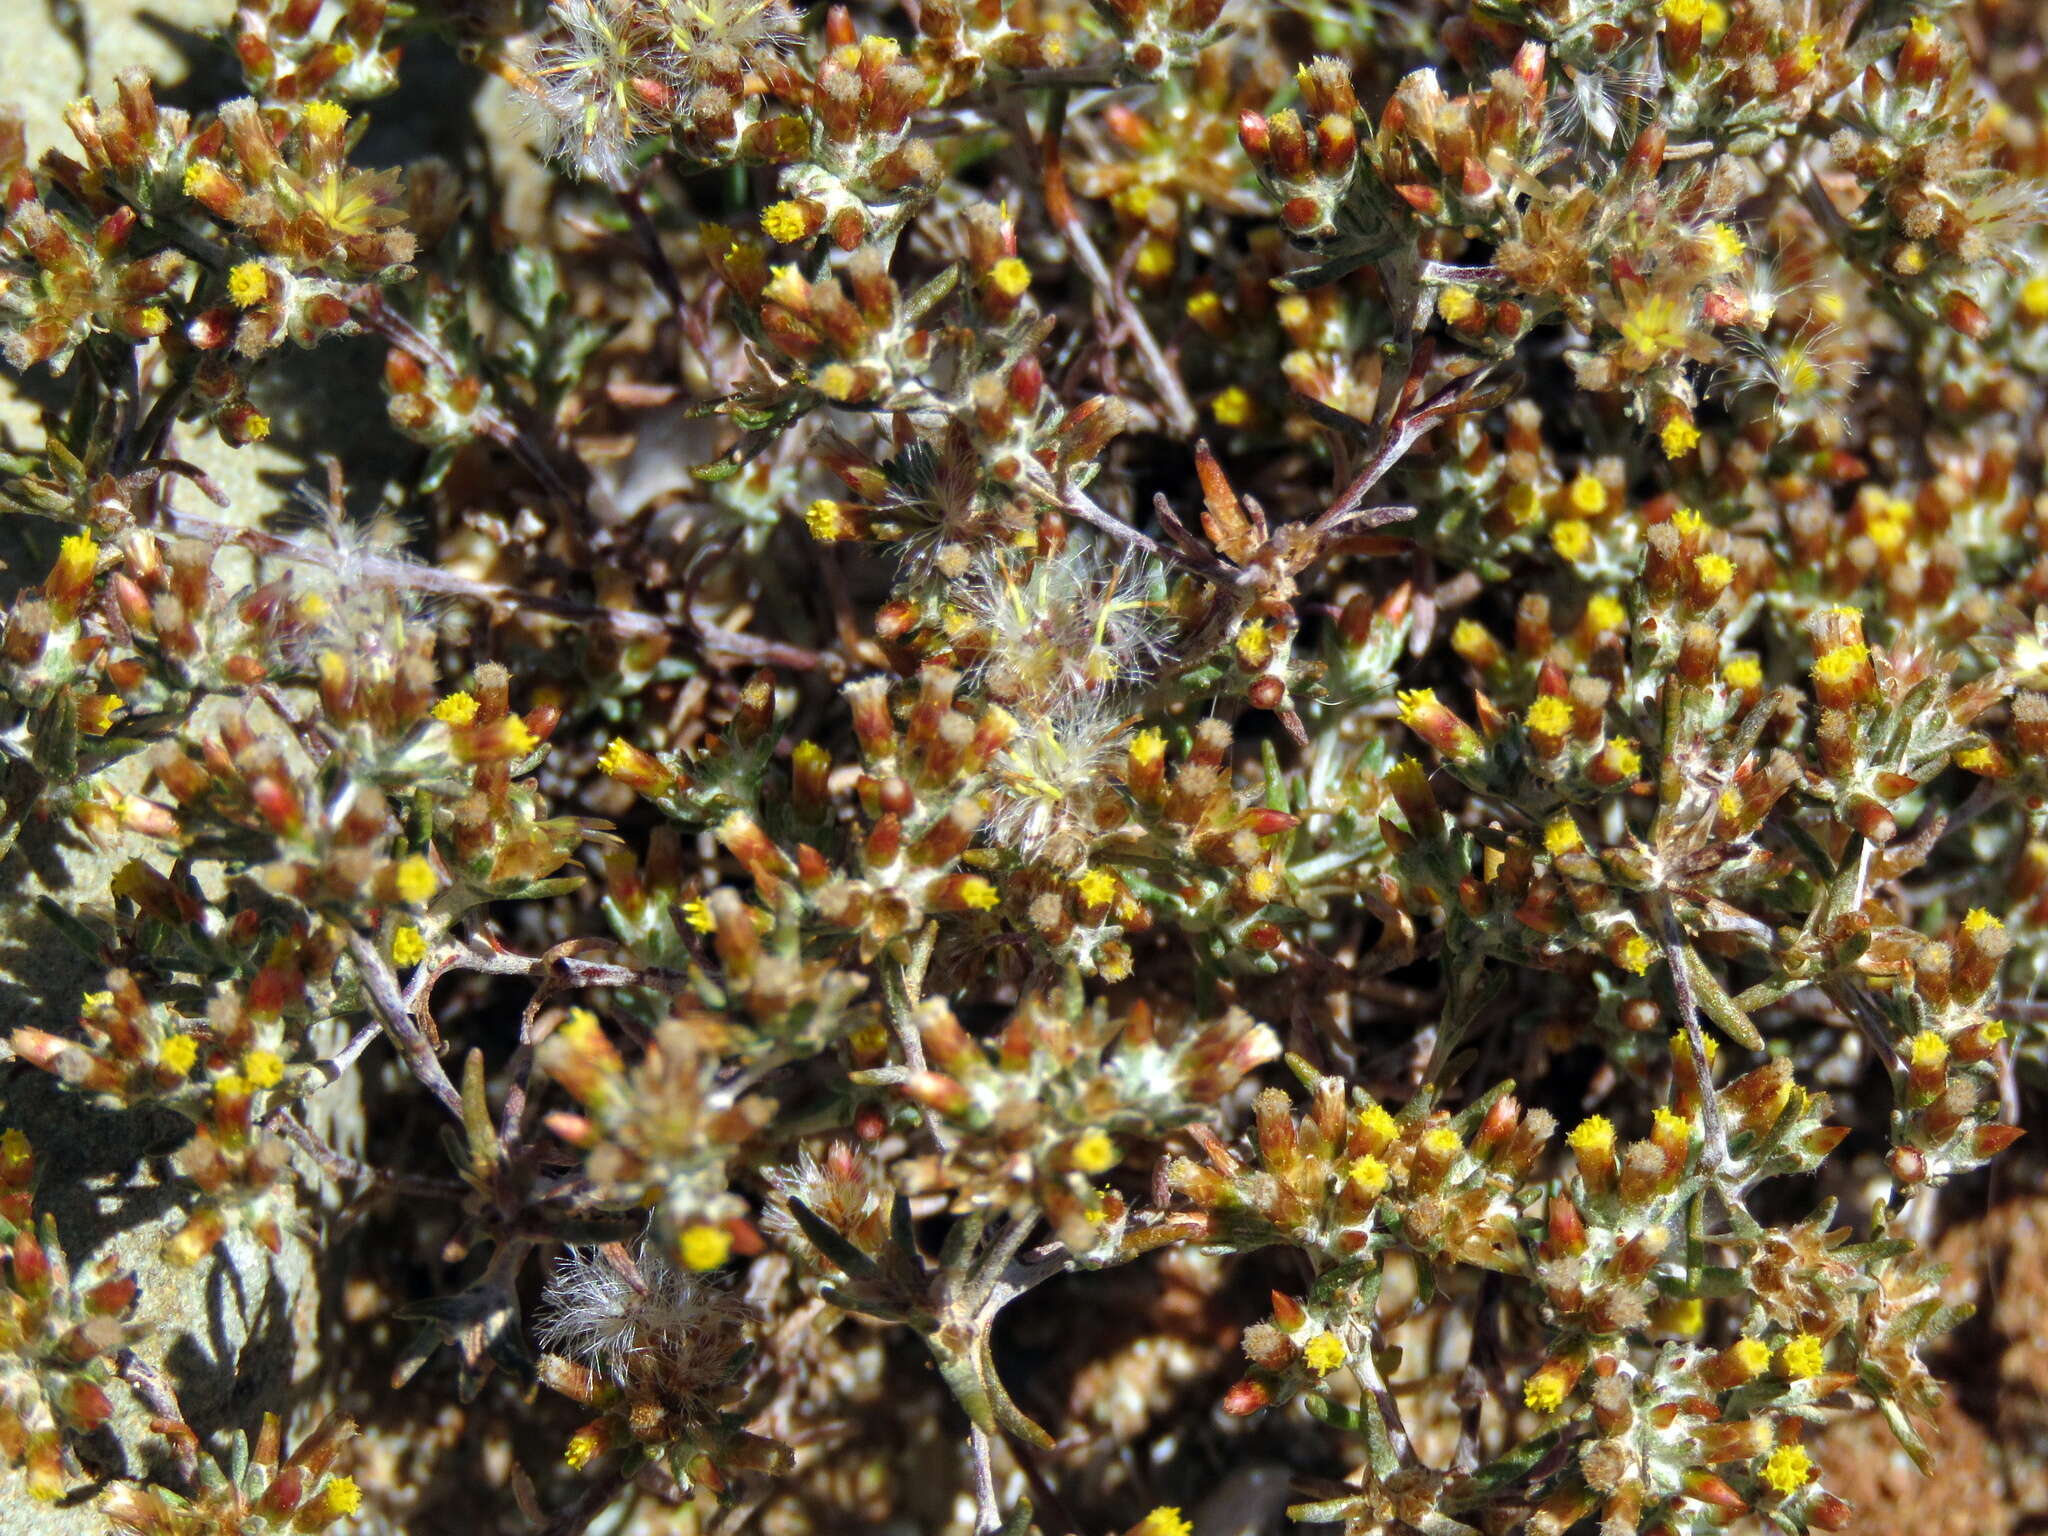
left=537, top=1240, right=748, bottom=1402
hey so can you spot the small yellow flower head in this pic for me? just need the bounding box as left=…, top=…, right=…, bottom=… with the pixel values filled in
left=1566, top=1115, right=1615, bottom=1157
left=1585, top=594, right=1627, bottom=633
left=1568, top=472, right=1608, bottom=516
left=136, top=305, right=170, bottom=336
left=2021, top=275, right=2048, bottom=321
left=213, top=1072, right=250, bottom=1101
left=1705, top=222, right=1745, bottom=268
left=1672, top=507, right=1706, bottom=539
left=760, top=200, right=811, bottom=242
left=990, top=257, right=1033, bottom=298
left=1723, top=655, right=1763, bottom=690
left=680, top=1223, right=734, bottom=1271
left=1134, top=237, right=1175, bottom=279
left=1660, top=416, right=1702, bottom=458
left=1618, top=931, right=1655, bottom=975
left=1505, top=481, right=1543, bottom=526
left=1135, top=1508, right=1192, bottom=1536
left=55, top=531, right=100, bottom=590
left=1303, top=1331, right=1348, bottom=1374
left=1761, top=1443, right=1814, bottom=1495
left=1781, top=1333, right=1826, bottom=1379
left=391, top=924, right=428, bottom=968
left=159, top=1034, right=199, bottom=1076
left=1186, top=290, right=1222, bottom=323
left=1604, top=738, right=1643, bottom=778
left=1544, top=817, right=1583, bottom=857
left=1072, top=1130, right=1120, bottom=1175
left=227, top=260, right=269, bottom=307
left=1522, top=1365, right=1569, bottom=1414
left=243, top=1050, right=285, bottom=1089
left=1983, top=1019, right=2009, bottom=1044
left=394, top=855, right=438, bottom=905
left=302, top=100, right=350, bottom=136
left=806, top=499, right=848, bottom=541
left=243, top=413, right=272, bottom=441
left=1694, top=552, right=1736, bottom=592
left=1436, top=285, right=1478, bottom=324
left=432, top=691, right=479, bottom=726
left=323, top=1476, right=363, bottom=1516
left=1212, top=386, right=1253, bottom=426
left=1130, top=728, right=1167, bottom=769
left=1348, top=1154, right=1389, bottom=1195
left=1658, top=1296, right=1706, bottom=1334
left=1811, top=644, right=1868, bottom=687
left=1398, top=688, right=1438, bottom=723
left=1550, top=518, right=1593, bottom=562
left=1729, top=1337, right=1772, bottom=1379
left=1653, top=1105, right=1692, bottom=1142
left=1357, top=1101, right=1398, bottom=1151
left=1525, top=694, right=1574, bottom=739
left=1662, top=0, right=1707, bottom=21
left=1072, top=867, right=1120, bottom=908
left=1422, top=1125, right=1462, bottom=1159
left=1909, top=1029, right=1949, bottom=1070
left=682, top=898, right=715, bottom=932
left=1962, top=907, right=2002, bottom=935
left=564, top=1428, right=604, bottom=1469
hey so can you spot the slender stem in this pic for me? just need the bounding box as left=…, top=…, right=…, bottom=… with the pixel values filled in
left=347, top=930, right=465, bottom=1120
left=1040, top=92, right=1198, bottom=438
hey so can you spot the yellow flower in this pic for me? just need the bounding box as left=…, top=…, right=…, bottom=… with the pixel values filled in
left=1661, top=0, right=1707, bottom=21
left=1658, top=1296, right=1706, bottom=1334
left=990, top=257, right=1033, bottom=298
left=680, top=1223, right=734, bottom=1271
left=1568, top=472, right=1608, bottom=516
left=1436, top=285, right=1478, bottom=324
left=1357, top=1101, right=1398, bottom=1149
left=1135, top=1508, right=1192, bottom=1536
left=1617, top=291, right=1691, bottom=363
left=1653, top=1105, right=1692, bottom=1141
left=1543, top=818, right=1582, bottom=857
left=1760, top=1443, right=1814, bottom=1494
left=957, top=876, right=999, bottom=911
left=159, top=1035, right=199, bottom=1076
left=1525, top=694, right=1573, bottom=738
left=1072, top=1130, right=1119, bottom=1175
left=564, top=1428, right=604, bottom=1469
left=1723, top=656, right=1763, bottom=690
left=227, top=260, right=269, bottom=307
left=56, top=532, right=100, bottom=590
left=322, top=1476, right=363, bottom=1516
left=2021, top=275, right=2048, bottom=321
left=1962, top=907, right=2002, bottom=934
left=1348, top=1154, right=1389, bottom=1195
left=1522, top=1365, right=1569, bottom=1413
left=243, top=1050, right=285, bottom=1088
left=1566, top=1115, right=1614, bottom=1156
left=1134, top=238, right=1175, bottom=279
left=302, top=100, right=350, bottom=136
left=1780, top=1333, right=1825, bottom=1379
left=1704, top=222, right=1745, bottom=268
left=682, top=898, right=715, bottom=932
left=1729, top=1337, right=1772, bottom=1378
left=1585, top=594, right=1627, bottom=633
left=432, top=692, right=479, bottom=726
left=391, top=925, right=428, bottom=968
left=1604, top=738, right=1643, bottom=778
left=1212, top=386, right=1253, bottom=426
left=806, top=499, right=848, bottom=541
left=1550, top=518, right=1593, bottom=562
left=1618, top=931, right=1655, bottom=974
left=1422, top=1125, right=1461, bottom=1158
left=1909, top=1029, right=1949, bottom=1069
left=1811, top=644, right=1868, bottom=686
left=1302, top=1331, right=1348, bottom=1374
left=1660, top=416, right=1701, bottom=458
left=1505, top=481, right=1543, bottom=526
left=759, top=200, right=811, bottom=242
left=1185, top=290, right=1222, bottom=323
left=1694, top=552, right=1735, bottom=590
left=393, top=855, right=438, bottom=905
